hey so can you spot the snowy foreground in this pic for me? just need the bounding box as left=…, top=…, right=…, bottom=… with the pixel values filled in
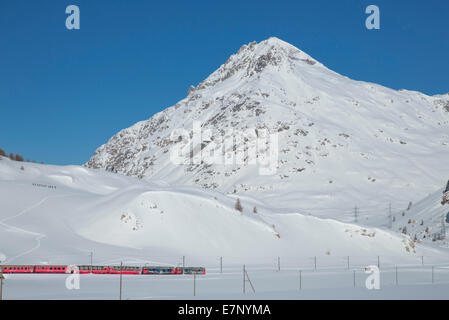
left=1, top=157, right=449, bottom=299
left=3, top=266, right=449, bottom=300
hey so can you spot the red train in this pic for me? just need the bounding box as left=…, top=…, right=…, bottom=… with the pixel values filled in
left=0, top=265, right=205, bottom=275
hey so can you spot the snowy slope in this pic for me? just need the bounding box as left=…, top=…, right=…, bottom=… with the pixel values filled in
left=85, top=37, right=449, bottom=220
left=1, top=156, right=446, bottom=267
left=391, top=186, right=449, bottom=246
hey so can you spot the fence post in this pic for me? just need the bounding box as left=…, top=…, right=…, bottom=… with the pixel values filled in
left=277, top=256, right=280, bottom=272
left=421, top=256, right=424, bottom=266
left=377, top=256, right=380, bottom=269
left=353, top=270, right=356, bottom=287
left=183, top=256, right=185, bottom=267
left=347, top=256, right=350, bottom=270
left=314, top=256, right=317, bottom=271
left=395, top=266, right=398, bottom=285
left=243, top=265, right=245, bottom=294
left=0, top=268, right=3, bottom=300
left=193, top=273, right=196, bottom=296
left=432, top=266, right=434, bottom=284
left=119, top=261, right=123, bottom=300
left=299, top=270, right=302, bottom=290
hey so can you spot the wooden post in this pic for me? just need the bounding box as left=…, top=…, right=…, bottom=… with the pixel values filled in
left=432, top=266, right=434, bottom=284
left=395, top=266, right=398, bottom=285
left=119, top=261, right=123, bottom=300
left=347, top=256, right=350, bottom=270
left=193, top=273, right=196, bottom=296
left=220, top=256, right=223, bottom=274
left=314, top=256, right=317, bottom=271
left=353, top=270, right=356, bottom=287
left=243, top=265, right=246, bottom=294
left=0, top=269, right=3, bottom=300
left=299, top=270, right=302, bottom=290
left=183, top=256, right=185, bottom=267
left=421, top=256, right=424, bottom=266
left=377, top=256, right=380, bottom=269
left=277, top=256, right=280, bottom=272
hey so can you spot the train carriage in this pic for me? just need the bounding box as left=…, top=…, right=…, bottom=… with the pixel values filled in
left=77, top=265, right=92, bottom=274
left=142, top=266, right=176, bottom=275
left=178, top=267, right=206, bottom=275
left=91, top=266, right=111, bottom=274
left=0, top=265, right=34, bottom=273
left=34, top=265, right=67, bottom=273
left=109, top=266, right=142, bottom=275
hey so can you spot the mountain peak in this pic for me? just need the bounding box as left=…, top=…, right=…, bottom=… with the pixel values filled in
left=194, top=37, right=321, bottom=92
left=260, top=36, right=300, bottom=49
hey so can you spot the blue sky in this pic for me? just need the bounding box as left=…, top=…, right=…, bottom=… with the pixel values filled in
left=0, top=0, right=448, bottom=165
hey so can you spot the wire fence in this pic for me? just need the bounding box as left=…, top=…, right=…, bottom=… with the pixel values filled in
left=2, top=264, right=449, bottom=299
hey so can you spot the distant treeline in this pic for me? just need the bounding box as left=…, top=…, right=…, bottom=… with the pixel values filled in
left=0, top=148, right=43, bottom=164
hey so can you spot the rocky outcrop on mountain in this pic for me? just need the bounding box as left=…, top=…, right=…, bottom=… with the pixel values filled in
left=86, top=37, right=449, bottom=217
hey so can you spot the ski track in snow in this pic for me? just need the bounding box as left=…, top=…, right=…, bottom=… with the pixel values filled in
left=0, top=194, right=73, bottom=264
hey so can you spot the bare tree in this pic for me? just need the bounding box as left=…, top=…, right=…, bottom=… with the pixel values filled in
left=0, top=148, right=6, bottom=157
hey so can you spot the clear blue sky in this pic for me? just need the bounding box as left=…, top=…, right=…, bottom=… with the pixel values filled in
left=1, top=0, right=448, bottom=165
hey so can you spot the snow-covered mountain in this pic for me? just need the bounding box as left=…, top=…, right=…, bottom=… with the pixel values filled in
left=86, top=37, right=449, bottom=219
left=1, top=157, right=445, bottom=267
